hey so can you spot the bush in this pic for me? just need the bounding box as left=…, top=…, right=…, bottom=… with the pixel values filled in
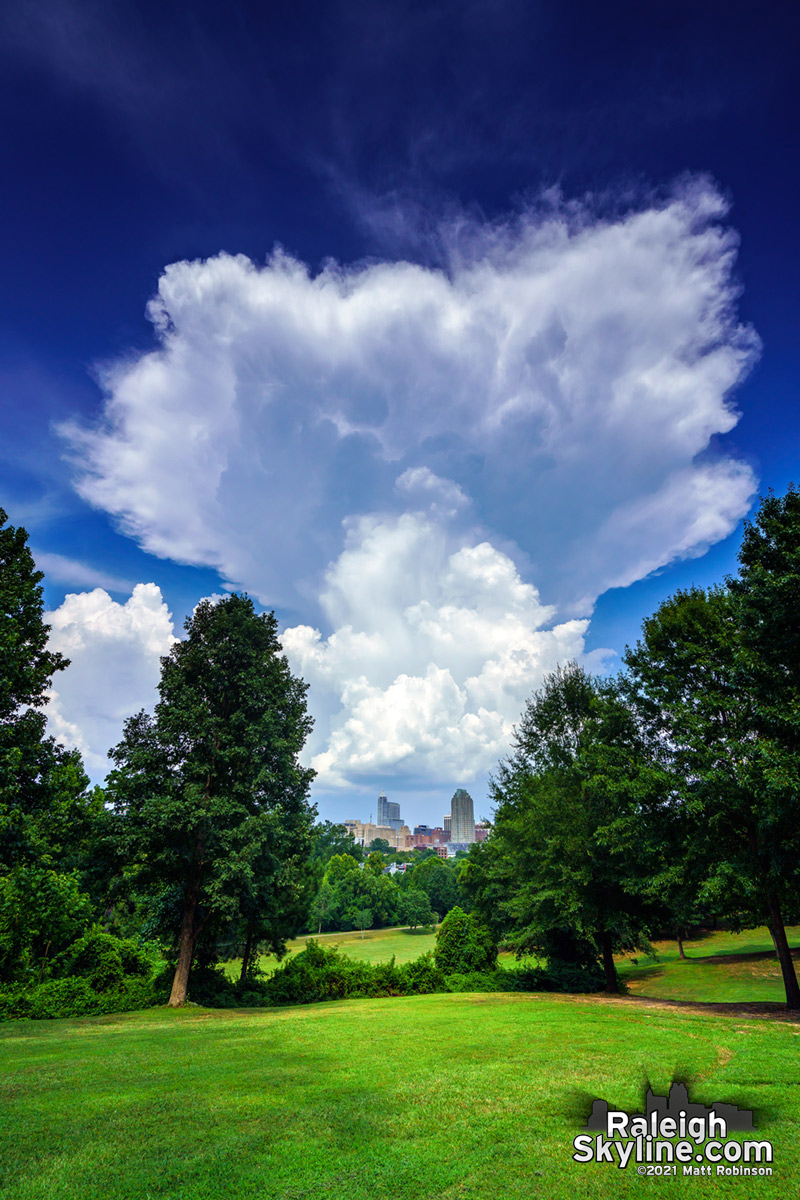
left=399, top=952, right=447, bottom=995
left=263, top=940, right=376, bottom=1005
left=444, top=970, right=502, bottom=993
left=0, top=975, right=167, bottom=1020
left=434, top=907, right=498, bottom=973
left=57, top=928, right=154, bottom=991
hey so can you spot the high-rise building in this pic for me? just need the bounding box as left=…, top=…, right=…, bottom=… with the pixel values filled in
left=450, top=789, right=475, bottom=843
left=443, top=814, right=451, bottom=834
left=376, top=792, right=403, bottom=830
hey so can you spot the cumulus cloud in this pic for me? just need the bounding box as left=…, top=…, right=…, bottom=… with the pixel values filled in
left=45, top=584, right=176, bottom=776
left=63, top=179, right=757, bottom=617
left=58, top=180, right=759, bottom=787
left=282, top=508, right=602, bottom=786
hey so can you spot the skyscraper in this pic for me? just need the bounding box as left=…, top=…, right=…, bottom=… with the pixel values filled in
left=376, top=792, right=403, bottom=830
left=450, top=788, right=475, bottom=843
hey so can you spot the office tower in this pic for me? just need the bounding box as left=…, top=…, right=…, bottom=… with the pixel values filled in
left=443, top=814, right=451, bottom=833
left=376, top=792, right=403, bottom=831
left=450, top=788, right=475, bottom=843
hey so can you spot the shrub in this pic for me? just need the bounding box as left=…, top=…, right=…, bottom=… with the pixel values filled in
left=444, top=970, right=502, bottom=993
left=263, top=940, right=375, bottom=1005
left=57, top=928, right=153, bottom=991
left=0, top=975, right=167, bottom=1021
left=399, top=952, right=447, bottom=994
left=434, top=906, right=498, bottom=973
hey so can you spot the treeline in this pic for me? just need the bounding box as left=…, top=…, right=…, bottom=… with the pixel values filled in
left=305, top=837, right=463, bottom=939
left=3, top=488, right=800, bottom=1017
left=0, top=506, right=318, bottom=1017
left=463, top=489, right=800, bottom=1010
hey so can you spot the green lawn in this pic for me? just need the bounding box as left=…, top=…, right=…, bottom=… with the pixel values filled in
left=617, top=926, right=800, bottom=1004
left=1, top=993, right=797, bottom=1199
left=226, top=923, right=800, bottom=1008
left=221, top=924, right=439, bottom=979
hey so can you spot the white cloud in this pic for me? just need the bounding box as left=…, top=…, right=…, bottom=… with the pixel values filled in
left=63, top=180, right=757, bottom=618
left=282, top=509, right=602, bottom=786
left=45, top=584, right=176, bottom=776
left=57, top=180, right=760, bottom=788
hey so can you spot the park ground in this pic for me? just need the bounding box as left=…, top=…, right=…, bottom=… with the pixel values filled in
left=3, top=926, right=799, bottom=1200
left=223, top=923, right=800, bottom=1006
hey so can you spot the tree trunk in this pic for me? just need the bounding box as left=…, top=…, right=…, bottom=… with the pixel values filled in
left=239, top=925, right=254, bottom=985
left=676, top=930, right=687, bottom=959
left=168, top=887, right=198, bottom=1007
left=766, top=890, right=800, bottom=1010
left=600, top=932, right=618, bottom=993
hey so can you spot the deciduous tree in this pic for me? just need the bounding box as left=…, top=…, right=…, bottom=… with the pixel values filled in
left=108, top=595, right=315, bottom=1006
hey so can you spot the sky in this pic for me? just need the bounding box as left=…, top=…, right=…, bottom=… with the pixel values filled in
left=1, top=0, right=798, bottom=829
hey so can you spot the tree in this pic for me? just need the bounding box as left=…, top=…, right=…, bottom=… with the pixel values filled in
left=107, top=594, right=315, bottom=1007
left=624, top=578, right=800, bottom=1009
left=408, top=856, right=460, bottom=916
left=365, top=851, right=386, bottom=875
left=310, top=821, right=362, bottom=863
left=0, top=508, right=91, bottom=870
left=368, top=837, right=391, bottom=854
left=467, top=664, right=658, bottom=991
left=399, top=888, right=434, bottom=930
left=434, top=906, right=497, bottom=973
left=309, top=881, right=336, bottom=934
left=347, top=905, right=373, bottom=938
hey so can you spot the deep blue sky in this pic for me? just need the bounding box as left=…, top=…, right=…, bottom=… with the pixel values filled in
left=1, top=0, right=798, bottom=825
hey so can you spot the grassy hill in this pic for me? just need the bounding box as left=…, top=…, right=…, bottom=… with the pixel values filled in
left=221, top=924, right=439, bottom=979
left=1, top=992, right=797, bottom=1199
left=617, top=927, right=800, bottom=1004
left=224, top=924, right=800, bottom=1006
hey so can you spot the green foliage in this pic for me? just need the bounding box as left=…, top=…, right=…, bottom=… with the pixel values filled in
left=624, top=566, right=800, bottom=1007
left=400, top=951, right=447, bottom=994
left=0, top=975, right=166, bottom=1021
left=398, top=888, right=434, bottom=929
left=466, top=664, right=657, bottom=992
left=310, top=821, right=362, bottom=863
left=262, top=940, right=377, bottom=1005
left=407, top=855, right=460, bottom=915
left=434, top=906, right=497, bottom=973
left=107, top=594, right=316, bottom=1005
left=57, top=927, right=153, bottom=992
left=0, top=867, right=93, bottom=984
left=0, top=509, right=97, bottom=873
left=365, top=851, right=386, bottom=875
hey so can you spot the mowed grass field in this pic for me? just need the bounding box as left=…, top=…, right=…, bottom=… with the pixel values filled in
left=224, top=923, right=800, bottom=1007
left=617, top=927, right=800, bottom=1004
left=221, top=924, right=439, bottom=979
left=2, top=992, right=799, bottom=1200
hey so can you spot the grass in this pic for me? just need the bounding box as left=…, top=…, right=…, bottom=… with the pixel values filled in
left=225, top=923, right=800, bottom=1008
left=1, top=992, right=798, bottom=1199
left=617, top=926, right=800, bottom=1004
left=221, top=924, right=439, bottom=979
